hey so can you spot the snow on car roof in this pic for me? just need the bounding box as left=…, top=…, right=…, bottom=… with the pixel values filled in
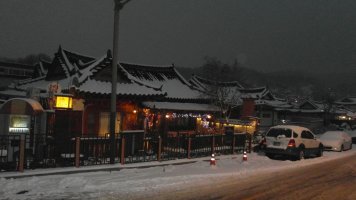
left=270, top=125, right=311, bottom=133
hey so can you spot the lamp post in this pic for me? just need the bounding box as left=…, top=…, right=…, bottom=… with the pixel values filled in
left=110, top=0, right=132, bottom=164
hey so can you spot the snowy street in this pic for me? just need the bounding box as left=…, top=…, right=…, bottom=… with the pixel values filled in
left=1, top=145, right=355, bottom=200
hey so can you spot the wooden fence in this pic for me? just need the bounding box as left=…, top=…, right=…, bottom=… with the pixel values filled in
left=0, top=132, right=248, bottom=172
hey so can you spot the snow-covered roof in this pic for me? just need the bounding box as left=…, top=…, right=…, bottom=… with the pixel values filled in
left=78, top=79, right=164, bottom=97
left=239, top=87, right=275, bottom=100
left=142, top=101, right=220, bottom=112
left=121, top=63, right=205, bottom=101
left=189, top=74, right=244, bottom=92
left=335, top=97, right=356, bottom=105
left=275, top=99, right=324, bottom=113
left=44, top=46, right=96, bottom=80
left=32, top=60, right=51, bottom=78
left=8, top=50, right=164, bottom=98
left=255, top=99, right=292, bottom=109
left=16, top=76, right=75, bottom=92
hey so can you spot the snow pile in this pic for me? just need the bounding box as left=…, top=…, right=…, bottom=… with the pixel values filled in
left=0, top=146, right=355, bottom=200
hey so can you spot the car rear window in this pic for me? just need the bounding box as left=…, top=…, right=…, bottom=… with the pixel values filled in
left=266, top=128, right=292, bottom=138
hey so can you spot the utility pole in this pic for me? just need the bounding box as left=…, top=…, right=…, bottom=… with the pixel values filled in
left=110, top=0, right=132, bottom=164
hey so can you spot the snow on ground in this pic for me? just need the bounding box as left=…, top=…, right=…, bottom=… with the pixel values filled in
left=0, top=145, right=355, bottom=200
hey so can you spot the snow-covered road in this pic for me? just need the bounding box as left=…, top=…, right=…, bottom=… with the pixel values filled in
left=1, top=145, right=355, bottom=200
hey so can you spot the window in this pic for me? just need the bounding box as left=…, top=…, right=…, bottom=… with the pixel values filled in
left=301, top=131, right=314, bottom=139
left=293, top=132, right=298, bottom=138
left=267, top=128, right=292, bottom=138
left=99, top=112, right=121, bottom=137
left=99, top=112, right=110, bottom=137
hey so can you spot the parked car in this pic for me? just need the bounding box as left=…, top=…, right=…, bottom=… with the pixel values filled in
left=263, top=125, right=323, bottom=160
left=319, top=131, right=352, bottom=152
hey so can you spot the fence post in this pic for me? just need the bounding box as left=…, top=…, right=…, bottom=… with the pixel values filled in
left=211, top=135, right=215, bottom=154
left=232, top=134, right=236, bottom=154
left=18, top=137, right=25, bottom=172
left=121, top=136, right=125, bottom=165
left=157, top=136, right=162, bottom=161
left=75, top=137, right=80, bottom=168
left=248, top=134, right=252, bottom=153
left=187, top=137, right=191, bottom=159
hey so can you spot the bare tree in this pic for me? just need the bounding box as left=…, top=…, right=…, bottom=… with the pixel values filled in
left=213, top=85, right=242, bottom=121
left=196, top=57, right=244, bottom=121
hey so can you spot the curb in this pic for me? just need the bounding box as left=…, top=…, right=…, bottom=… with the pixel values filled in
left=1, top=160, right=197, bottom=179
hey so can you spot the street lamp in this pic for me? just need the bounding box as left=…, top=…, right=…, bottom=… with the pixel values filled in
left=110, top=0, right=132, bottom=164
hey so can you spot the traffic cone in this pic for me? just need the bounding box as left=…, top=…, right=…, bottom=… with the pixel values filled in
left=242, top=151, right=248, bottom=161
left=210, top=153, right=216, bottom=165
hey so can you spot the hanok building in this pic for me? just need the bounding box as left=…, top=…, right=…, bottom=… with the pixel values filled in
left=188, top=75, right=287, bottom=133
left=276, top=99, right=326, bottom=129
left=238, top=87, right=292, bottom=129
left=0, top=61, right=36, bottom=104
left=1, top=47, right=220, bottom=141
left=1, top=47, right=99, bottom=140
left=123, top=64, right=221, bottom=136
left=334, top=97, right=356, bottom=112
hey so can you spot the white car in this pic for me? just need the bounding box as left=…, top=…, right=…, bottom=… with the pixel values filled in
left=319, top=131, right=352, bottom=152
left=264, top=125, right=323, bottom=160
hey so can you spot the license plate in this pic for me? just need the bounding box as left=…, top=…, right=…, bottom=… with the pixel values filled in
left=273, top=142, right=280, bottom=146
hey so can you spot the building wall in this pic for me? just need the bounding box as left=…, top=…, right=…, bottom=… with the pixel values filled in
left=82, top=100, right=141, bottom=137
left=259, top=110, right=278, bottom=128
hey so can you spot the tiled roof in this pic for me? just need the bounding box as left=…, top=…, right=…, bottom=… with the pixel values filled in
left=142, top=101, right=220, bottom=112
left=120, top=63, right=205, bottom=101
left=189, top=74, right=244, bottom=91
left=78, top=79, right=165, bottom=97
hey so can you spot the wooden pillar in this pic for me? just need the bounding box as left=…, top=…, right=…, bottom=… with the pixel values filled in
left=121, top=136, right=125, bottom=165
left=75, top=137, right=80, bottom=168
left=187, top=137, right=192, bottom=159
left=157, top=136, right=162, bottom=161
left=18, top=137, right=25, bottom=172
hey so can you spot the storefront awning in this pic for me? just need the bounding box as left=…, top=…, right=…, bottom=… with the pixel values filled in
left=0, top=98, right=44, bottom=115
left=142, top=101, right=220, bottom=112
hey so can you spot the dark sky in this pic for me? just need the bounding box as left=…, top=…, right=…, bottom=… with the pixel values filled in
left=1, top=0, right=356, bottom=71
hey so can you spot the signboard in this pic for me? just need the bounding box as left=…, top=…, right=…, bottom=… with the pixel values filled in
left=54, top=95, right=73, bottom=109
left=9, top=115, right=30, bottom=133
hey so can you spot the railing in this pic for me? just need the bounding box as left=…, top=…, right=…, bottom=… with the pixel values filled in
left=0, top=134, right=32, bottom=171
left=0, top=132, right=248, bottom=172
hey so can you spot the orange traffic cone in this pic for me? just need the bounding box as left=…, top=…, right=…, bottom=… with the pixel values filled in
left=210, top=153, right=216, bottom=165
left=242, top=151, right=248, bottom=161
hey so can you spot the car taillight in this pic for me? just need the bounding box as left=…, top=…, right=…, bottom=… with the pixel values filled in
left=288, top=139, right=296, bottom=147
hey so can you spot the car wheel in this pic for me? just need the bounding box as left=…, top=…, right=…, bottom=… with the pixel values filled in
left=298, top=149, right=305, bottom=160
left=340, top=145, right=344, bottom=152
left=317, top=146, right=323, bottom=157
left=350, top=143, right=353, bottom=150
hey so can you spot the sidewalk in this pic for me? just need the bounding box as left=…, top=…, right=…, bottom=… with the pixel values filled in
left=0, top=158, right=200, bottom=179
